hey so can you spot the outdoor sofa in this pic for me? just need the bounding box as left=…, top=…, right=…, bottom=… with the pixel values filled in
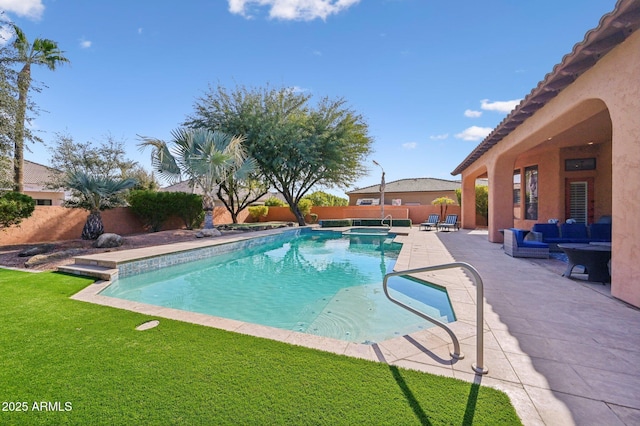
left=504, top=228, right=550, bottom=258
left=530, top=222, right=611, bottom=251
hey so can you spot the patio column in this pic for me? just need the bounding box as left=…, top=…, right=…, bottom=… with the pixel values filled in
left=487, top=156, right=516, bottom=243
left=460, top=175, right=476, bottom=229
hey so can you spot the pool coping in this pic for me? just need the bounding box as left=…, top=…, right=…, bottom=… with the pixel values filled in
left=68, top=226, right=476, bottom=368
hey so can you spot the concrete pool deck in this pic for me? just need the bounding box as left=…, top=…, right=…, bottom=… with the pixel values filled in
left=69, top=226, right=640, bottom=425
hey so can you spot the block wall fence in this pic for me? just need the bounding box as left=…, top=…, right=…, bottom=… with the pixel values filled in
left=1, top=204, right=469, bottom=246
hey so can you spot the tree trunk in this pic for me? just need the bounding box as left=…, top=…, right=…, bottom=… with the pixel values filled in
left=202, top=193, right=215, bottom=229
left=291, top=204, right=306, bottom=226
left=82, top=211, right=104, bottom=240
left=13, top=65, right=30, bottom=193
left=203, top=209, right=214, bottom=229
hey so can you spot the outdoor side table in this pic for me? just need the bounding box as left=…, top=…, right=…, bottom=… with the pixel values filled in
left=558, top=243, right=612, bottom=283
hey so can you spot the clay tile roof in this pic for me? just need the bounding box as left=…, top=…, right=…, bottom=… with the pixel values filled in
left=1, top=160, right=62, bottom=190
left=451, top=0, right=640, bottom=176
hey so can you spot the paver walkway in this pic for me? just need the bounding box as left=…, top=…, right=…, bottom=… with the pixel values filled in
left=420, top=228, right=640, bottom=426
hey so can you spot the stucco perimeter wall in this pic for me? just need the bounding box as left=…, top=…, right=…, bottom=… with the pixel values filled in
left=1, top=206, right=243, bottom=245
left=263, top=205, right=461, bottom=225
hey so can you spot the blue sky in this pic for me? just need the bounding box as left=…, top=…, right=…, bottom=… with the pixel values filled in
left=1, top=0, right=617, bottom=196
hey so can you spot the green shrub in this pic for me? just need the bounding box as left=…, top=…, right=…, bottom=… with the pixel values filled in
left=128, top=190, right=172, bottom=232
left=248, top=205, right=269, bottom=221
left=304, top=191, right=348, bottom=207
left=129, top=191, right=204, bottom=231
left=171, top=192, right=204, bottom=230
left=0, top=192, right=36, bottom=228
left=264, top=197, right=286, bottom=207
left=297, top=199, right=313, bottom=217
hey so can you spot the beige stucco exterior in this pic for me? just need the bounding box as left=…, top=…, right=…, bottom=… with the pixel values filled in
left=347, top=190, right=458, bottom=206
left=456, top=9, right=640, bottom=307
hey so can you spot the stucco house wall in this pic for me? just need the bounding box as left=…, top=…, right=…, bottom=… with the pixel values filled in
left=454, top=2, right=640, bottom=307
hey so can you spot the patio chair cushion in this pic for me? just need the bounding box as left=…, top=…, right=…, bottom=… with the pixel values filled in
left=589, top=223, right=612, bottom=242
left=532, top=223, right=560, bottom=240
left=560, top=223, right=590, bottom=243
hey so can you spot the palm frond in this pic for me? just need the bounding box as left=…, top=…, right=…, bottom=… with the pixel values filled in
left=137, top=136, right=182, bottom=183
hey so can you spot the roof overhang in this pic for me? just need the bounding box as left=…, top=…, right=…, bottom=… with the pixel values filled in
left=451, top=0, right=640, bottom=176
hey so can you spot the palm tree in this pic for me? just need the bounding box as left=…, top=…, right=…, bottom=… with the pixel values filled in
left=432, top=196, right=456, bottom=221
left=63, top=171, right=137, bottom=240
left=139, top=129, right=256, bottom=229
left=9, top=24, right=69, bottom=193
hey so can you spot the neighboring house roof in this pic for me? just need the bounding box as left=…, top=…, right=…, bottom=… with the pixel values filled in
left=451, top=0, right=640, bottom=176
left=347, top=178, right=461, bottom=194
left=160, top=180, right=200, bottom=194
left=1, top=159, right=62, bottom=192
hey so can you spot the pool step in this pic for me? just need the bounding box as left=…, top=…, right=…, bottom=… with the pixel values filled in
left=57, top=263, right=118, bottom=281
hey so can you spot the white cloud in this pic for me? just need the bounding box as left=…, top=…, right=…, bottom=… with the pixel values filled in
left=429, top=133, right=449, bottom=141
left=312, top=50, right=322, bottom=56
left=79, top=39, right=92, bottom=49
left=480, top=98, right=521, bottom=113
left=0, top=0, right=44, bottom=20
left=402, top=142, right=417, bottom=150
left=290, top=85, right=309, bottom=93
left=228, top=0, right=361, bottom=21
left=464, top=109, right=482, bottom=118
left=138, top=28, right=143, bottom=34
left=455, top=126, right=492, bottom=141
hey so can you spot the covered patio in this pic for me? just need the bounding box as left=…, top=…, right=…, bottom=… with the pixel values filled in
left=452, top=0, right=640, bottom=308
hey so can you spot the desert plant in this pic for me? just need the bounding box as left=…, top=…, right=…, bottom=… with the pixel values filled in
left=6, top=24, right=69, bottom=192
left=248, top=205, right=268, bottom=221
left=63, top=171, right=137, bottom=240
left=431, top=196, right=456, bottom=221
left=139, top=129, right=255, bottom=230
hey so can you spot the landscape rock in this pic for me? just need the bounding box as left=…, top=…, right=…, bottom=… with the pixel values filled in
left=18, top=244, right=56, bottom=257
left=93, top=233, right=123, bottom=248
left=195, top=228, right=222, bottom=238
left=24, top=249, right=84, bottom=268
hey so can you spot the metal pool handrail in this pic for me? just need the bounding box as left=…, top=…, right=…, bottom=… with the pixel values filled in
left=382, top=214, right=392, bottom=228
left=382, top=262, right=488, bottom=375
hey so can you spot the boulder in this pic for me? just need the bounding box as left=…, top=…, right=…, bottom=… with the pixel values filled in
left=24, top=249, right=84, bottom=268
left=18, top=244, right=56, bottom=257
left=195, top=228, right=222, bottom=238
left=93, top=233, right=123, bottom=248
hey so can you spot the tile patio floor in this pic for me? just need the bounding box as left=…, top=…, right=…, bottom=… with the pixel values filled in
left=71, top=227, right=640, bottom=426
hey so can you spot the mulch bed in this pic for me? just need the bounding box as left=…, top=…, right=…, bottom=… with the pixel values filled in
left=0, top=230, right=204, bottom=272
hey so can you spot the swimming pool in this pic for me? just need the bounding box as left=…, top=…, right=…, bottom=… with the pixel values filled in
left=100, top=229, right=455, bottom=343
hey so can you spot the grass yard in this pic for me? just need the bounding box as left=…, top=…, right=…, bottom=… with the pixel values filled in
left=0, top=269, right=521, bottom=425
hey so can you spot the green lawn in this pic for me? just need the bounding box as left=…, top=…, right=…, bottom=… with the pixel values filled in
left=0, top=269, right=521, bottom=425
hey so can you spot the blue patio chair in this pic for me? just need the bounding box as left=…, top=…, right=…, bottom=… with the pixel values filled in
left=504, top=228, right=549, bottom=258
left=419, top=214, right=441, bottom=231
left=438, top=214, right=458, bottom=232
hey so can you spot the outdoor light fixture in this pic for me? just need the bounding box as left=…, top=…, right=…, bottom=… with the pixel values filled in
left=372, top=160, right=385, bottom=219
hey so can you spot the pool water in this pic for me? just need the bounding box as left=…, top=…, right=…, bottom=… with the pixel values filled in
left=101, top=230, right=455, bottom=343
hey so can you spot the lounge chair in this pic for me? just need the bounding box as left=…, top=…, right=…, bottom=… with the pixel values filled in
left=438, top=214, right=458, bottom=232
left=504, top=228, right=549, bottom=258
left=419, top=214, right=441, bottom=231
